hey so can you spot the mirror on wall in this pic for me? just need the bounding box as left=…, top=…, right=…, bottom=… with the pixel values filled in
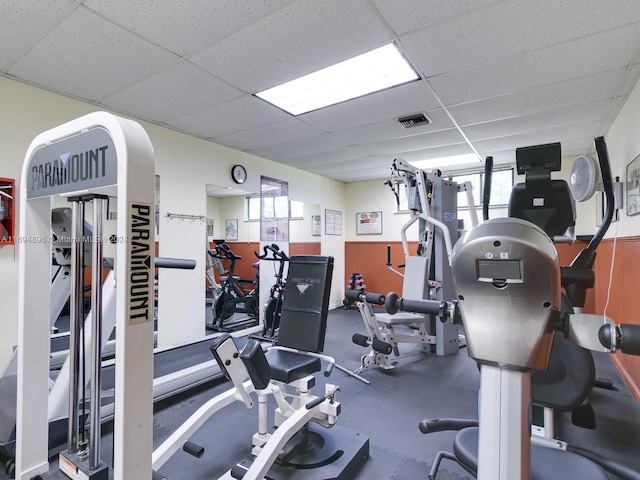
left=205, top=184, right=322, bottom=333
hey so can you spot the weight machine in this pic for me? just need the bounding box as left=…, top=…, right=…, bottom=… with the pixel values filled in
left=351, top=158, right=476, bottom=373
left=15, top=112, right=156, bottom=480
left=152, top=255, right=369, bottom=480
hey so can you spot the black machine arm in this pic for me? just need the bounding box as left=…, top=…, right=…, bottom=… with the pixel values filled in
left=562, top=136, right=615, bottom=307
left=383, top=292, right=461, bottom=324
left=482, top=156, right=493, bottom=222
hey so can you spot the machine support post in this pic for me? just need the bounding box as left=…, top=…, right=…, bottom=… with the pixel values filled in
left=67, top=199, right=84, bottom=454
left=89, top=197, right=105, bottom=470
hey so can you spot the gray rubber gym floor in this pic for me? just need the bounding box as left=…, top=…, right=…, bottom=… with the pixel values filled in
left=4, top=307, right=640, bottom=479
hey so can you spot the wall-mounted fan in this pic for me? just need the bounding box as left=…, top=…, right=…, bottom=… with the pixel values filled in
left=569, top=154, right=602, bottom=202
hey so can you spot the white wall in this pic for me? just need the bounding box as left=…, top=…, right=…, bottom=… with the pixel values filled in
left=605, top=77, right=640, bottom=238
left=0, top=77, right=346, bottom=368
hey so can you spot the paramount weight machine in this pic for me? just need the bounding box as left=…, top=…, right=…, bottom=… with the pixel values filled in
left=351, top=158, right=477, bottom=372
left=16, top=112, right=156, bottom=480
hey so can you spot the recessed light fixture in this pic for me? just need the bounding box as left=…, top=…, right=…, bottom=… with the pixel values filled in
left=409, top=153, right=481, bottom=171
left=255, top=43, right=420, bottom=115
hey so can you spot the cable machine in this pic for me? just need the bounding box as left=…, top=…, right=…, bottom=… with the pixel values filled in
left=16, top=112, right=155, bottom=479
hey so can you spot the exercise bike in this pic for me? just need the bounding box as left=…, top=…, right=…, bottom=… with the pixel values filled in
left=407, top=139, right=640, bottom=480
left=209, top=243, right=259, bottom=332
left=254, top=243, right=289, bottom=338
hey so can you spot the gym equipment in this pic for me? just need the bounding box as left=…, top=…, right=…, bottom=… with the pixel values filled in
left=205, top=238, right=225, bottom=307
left=342, top=273, right=365, bottom=309
left=1, top=207, right=102, bottom=377
left=254, top=243, right=289, bottom=338
left=413, top=138, right=640, bottom=479
left=484, top=147, right=599, bottom=436
left=15, top=112, right=156, bottom=480
left=351, top=158, right=476, bottom=373
left=152, top=255, right=370, bottom=480
left=209, top=243, right=260, bottom=332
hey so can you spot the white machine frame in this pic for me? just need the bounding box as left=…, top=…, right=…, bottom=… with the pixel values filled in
left=16, top=112, right=155, bottom=479
left=152, top=337, right=341, bottom=480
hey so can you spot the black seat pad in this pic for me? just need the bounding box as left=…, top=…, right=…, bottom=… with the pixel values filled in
left=264, top=348, right=321, bottom=384
left=453, top=427, right=609, bottom=480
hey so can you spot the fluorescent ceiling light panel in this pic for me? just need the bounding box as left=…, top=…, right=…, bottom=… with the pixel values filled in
left=255, top=43, right=419, bottom=115
left=409, top=153, right=481, bottom=171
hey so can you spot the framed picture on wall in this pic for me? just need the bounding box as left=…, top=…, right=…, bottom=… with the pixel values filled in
left=356, top=211, right=382, bottom=235
left=627, top=154, right=640, bottom=216
left=311, top=215, right=321, bottom=236
left=206, top=218, right=214, bottom=236
left=225, top=219, right=238, bottom=241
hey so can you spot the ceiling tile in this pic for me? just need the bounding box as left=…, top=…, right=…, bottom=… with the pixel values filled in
left=305, top=155, right=392, bottom=175
left=84, top=0, right=293, bottom=56
left=328, top=108, right=453, bottom=145
left=462, top=99, right=613, bottom=142
left=99, top=62, right=243, bottom=122
left=401, top=0, right=640, bottom=77
left=7, top=7, right=177, bottom=101
left=299, top=80, right=441, bottom=132
left=473, top=121, right=602, bottom=156
left=371, top=0, right=500, bottom=35
left=428, top=22, right=640, bottom=105
left=167, top=94, right=291, bottom=138
left=448, top=69, right=627, bottom=126
left=100, top=61, right=242, bottom=122
left=248, top=131, right=348, bottom=160
left=213, top=118, right=326, bottom=151
left=0, top=0, right=78, bottom=71
left=358, top=127, right=466, bottom=155
left=189, top=0, right=393, bottom=92
left=278, top=145, right=371, bottom=168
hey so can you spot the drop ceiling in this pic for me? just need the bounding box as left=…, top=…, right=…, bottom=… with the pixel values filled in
left=2, top=0, right=640, bottom=182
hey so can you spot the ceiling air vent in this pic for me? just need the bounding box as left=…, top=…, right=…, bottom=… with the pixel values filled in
left=398, top=113, right=431, bottom=128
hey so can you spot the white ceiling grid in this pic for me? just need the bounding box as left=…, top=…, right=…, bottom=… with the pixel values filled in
left=2, top=0, right=640, bottom=182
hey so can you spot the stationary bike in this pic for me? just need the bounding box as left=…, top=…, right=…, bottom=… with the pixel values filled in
left=254, top=243, right=289, bottom=338
left=209, top=243, right=259, bottom=331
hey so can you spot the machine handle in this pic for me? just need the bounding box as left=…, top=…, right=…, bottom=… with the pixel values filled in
left=155, top=257, right=196, bottom=269
left=418, top=418, right=479, bottom=434
left=324, top=361, right=335, bottom=377
left=305, top=386, right=341, bottom=410
left=344, top=290, right=385, bottom=305
left=599, top=324, right=640, bottom=356
left=384, top=292, right=446, bottom=317
left=482, top=156, right=493, bottom=221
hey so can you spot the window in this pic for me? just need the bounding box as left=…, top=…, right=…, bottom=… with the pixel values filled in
left=247, top=196, right=303, bottom=220
left=393, top=168, right=514, bottom=212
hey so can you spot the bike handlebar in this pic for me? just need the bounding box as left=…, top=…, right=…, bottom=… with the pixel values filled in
left=209, top=243, right=241, bottom=261
left=254, top=243, right=289, bottom=261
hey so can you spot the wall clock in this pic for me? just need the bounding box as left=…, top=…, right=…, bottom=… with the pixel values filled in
left=231, top=164, right=247, bottom=184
